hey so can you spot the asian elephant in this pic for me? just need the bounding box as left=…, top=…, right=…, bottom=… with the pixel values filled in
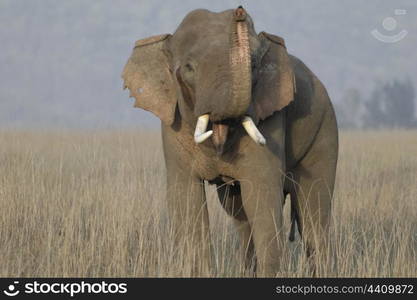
left=122, top=6, right=338, bottom=277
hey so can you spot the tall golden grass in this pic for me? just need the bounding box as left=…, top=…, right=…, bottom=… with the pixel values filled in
left=0, top=129, right=416, bottom=277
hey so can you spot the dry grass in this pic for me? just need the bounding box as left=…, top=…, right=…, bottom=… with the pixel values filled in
left=0, top=129, right=416, bottom=277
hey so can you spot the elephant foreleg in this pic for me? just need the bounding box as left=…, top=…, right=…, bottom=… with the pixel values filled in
left=234, top=219, right=255, bottom=272
left=216, top=182, right=255, bottom=271
left=165, top=168, right=212, bottom=276
left=239, top=176, right=285, bottom=277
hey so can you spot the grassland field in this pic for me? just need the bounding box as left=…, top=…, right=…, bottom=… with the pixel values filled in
left=0, top=130, right=416, bottom=277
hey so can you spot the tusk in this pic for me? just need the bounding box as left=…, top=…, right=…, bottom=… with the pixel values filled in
left=195, top=130, right=213, bottom=144
left=242, top=116, right=266, bottom=145
left=194, top=114, right=213, bottom=144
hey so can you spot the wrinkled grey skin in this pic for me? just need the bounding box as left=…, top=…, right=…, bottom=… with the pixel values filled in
left=123, top=8, right=338, bottom=277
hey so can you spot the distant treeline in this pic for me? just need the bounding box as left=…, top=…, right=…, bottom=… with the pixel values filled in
left=335, top=78, right=417, bottom=129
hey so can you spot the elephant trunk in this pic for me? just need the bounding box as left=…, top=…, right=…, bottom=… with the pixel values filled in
left=194, top=7, right=266, bottom=150
left=226, top=6, right=252, bottom=119
left=194, top=6, right=252, bottom=121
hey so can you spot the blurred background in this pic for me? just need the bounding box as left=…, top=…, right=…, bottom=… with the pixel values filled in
left=0, top=0, right=416, bottom=129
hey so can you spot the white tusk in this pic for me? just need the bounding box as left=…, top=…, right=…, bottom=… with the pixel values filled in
left=194, top=114, right=213, bottom=144
left=242, top=116, right=266, bottom=145
left=194, top=130, right=213, bottom=144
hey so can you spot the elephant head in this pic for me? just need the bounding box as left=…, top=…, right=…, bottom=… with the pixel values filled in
left=122, top=6, right=295, bottom=153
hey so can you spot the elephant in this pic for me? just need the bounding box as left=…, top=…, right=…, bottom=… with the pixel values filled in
left=122, top=6, right=338, bottom=277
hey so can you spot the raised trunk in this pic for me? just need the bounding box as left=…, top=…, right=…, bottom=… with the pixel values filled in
left=193, top=7, right=252, bottom=122
left=209, top=8, right=254, bottom=153
left=193, top=8, right=264, bottom=151
left=226, top=6, right=252, bottom=119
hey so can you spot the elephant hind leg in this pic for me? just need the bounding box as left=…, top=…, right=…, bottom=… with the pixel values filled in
left=215, top=180, right=256, bottom=271
left=289, top=149, right=337, bottom=274
left=289, top=163, right=334, bottom=277
left=285, top=164, right=330, bottom=277
left=288, top=106, right=338, bottom=276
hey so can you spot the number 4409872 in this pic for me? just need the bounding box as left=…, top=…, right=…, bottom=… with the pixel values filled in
left=366, top=284, right=414, bottom=294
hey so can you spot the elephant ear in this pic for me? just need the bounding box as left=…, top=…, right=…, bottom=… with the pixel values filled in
left=253, top=32, right=296, bottom=121
left=122, top=34, right=177, bottom=125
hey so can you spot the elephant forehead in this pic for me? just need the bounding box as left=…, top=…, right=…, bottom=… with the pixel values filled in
left=172, top=8, right=257, bottom=53
left=176, top=9, right=235, bottom=32
left=172, top=10, right=232, bottom=50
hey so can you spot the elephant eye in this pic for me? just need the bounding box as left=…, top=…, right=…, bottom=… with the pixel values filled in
left=184, top=63, right=194, bottom=72
left=180, top=62, right=196, bottom=87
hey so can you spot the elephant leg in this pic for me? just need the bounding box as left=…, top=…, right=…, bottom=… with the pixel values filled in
left=288, top=131, right=337, bottom=276
left=216, top=182, right=255, bottom=270
left=165, top=168, right=212, bottom=276
left=233, top=219, right=256, bottom=272
left=239, top=175, right=285, bottom=277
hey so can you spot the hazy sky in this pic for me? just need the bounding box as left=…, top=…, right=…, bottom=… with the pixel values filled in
left=0, top=0, right=416, bottom=128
